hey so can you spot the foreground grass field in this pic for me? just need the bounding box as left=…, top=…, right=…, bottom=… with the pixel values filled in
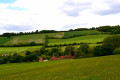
left=0, top=54, right=120, bottom=80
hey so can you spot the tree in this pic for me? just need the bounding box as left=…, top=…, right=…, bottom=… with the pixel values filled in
left=29, top=42, right=36, bottom=46
left=102, top=43, right=115, bottom=55
left=64, top=46, right=76, bottom=56
left=44, top=35, right=49, bottom=47
left=103, top=35, right=120, bottom=47
left=25, top=51, right=31, bottom=55
left=93, top=45, right=103, bottom=56
left=79, top=43, right=89, bottom=54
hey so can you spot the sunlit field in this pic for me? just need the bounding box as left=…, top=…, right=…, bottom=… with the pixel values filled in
left=0, top=54, right=120, bottom=80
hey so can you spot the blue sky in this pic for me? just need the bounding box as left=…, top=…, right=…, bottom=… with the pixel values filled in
left=0, top=0, right=16, bottom=3
left=0, top=0, right=120, bottom=34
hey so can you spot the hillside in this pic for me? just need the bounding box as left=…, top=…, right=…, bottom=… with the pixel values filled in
left=0, top=32, right=64, bottom=46
left=49, top=34, right=108, bottom=45
left=0, top=30, right=110, bottom=55
left=0, top=54, right=120, bottom=80
left=0, top=30, right=101, bottom=46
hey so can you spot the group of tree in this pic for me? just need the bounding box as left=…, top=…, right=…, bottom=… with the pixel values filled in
left=0, top=52, right=39, bottom=64
left=0, top=30, right=58, bottom=38
left=97, top=25, right=120, bottom=34
left=1, top=25, right=120, bottom=38
left=0, top=28, right=96, bottom=38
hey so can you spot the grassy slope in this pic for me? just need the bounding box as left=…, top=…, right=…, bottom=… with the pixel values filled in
left=0, top=37, right=14, bottom=45
left=49, top=34, right=108, bottom=45
left=64, top=30, right=100, bottom=38
left=4, top=32, right=64, bottom=45
left=0, top=46, right=42, bottom=55
left=0, top=54, right=120, bottom=80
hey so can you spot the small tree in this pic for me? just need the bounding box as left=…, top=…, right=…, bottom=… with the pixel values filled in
left=44, top=35, right=49, bottom=47
left=79, top=43, right=89, bottom=54
left=93, top=45, right=103, bottom=56
left=64, top=46, right=76, bottom=56
left=25, top=51, right=31, bottom=55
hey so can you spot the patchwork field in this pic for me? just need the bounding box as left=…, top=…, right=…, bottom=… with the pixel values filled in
left=0, top=37, right=14, bottom=45
left=0, top=54, right=120, bottom=80
left=2, top=32, right=64, bottom=46
left=49, top=34, right=108, bottom=45
left=0, top=46, right=42, bottom=55
left=64, top=30, right=100, bottom=38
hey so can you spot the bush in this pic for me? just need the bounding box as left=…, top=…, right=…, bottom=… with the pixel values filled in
left=74, top=49, right=83, bottom=58
left=25, top=51, right=31, bottom=55
left=64, top=45, right=76, bottom=56
left=29, top=42, right=36, bottom=46
left=93, top=45, right=103, bottom=56
left=102, top=43, right=115, bottom=55
left=0, top=58, right=4, bottom=64
left=79, top=43, right=89, bottom=54
left=113, top=48, right=120, bottom=54
left=103, top=35, right=120, bottom=47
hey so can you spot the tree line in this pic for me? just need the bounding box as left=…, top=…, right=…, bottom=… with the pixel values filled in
left=97, top=25, right=120, bottom=34
left=1, top=25, right=120, bottom=38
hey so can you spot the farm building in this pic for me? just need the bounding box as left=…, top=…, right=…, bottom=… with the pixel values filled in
left=50, top=55, right=73, bottom=60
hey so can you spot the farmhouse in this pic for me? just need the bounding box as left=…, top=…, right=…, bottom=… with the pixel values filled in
left=50, top=55, right=73, bottom=60
left=39, top=55, right=73, bottom=62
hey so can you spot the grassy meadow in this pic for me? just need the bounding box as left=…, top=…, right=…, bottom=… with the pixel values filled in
left=49, top=34, right=108, bottom=45
left=0, top=46, right=42, bottom=55
left=0, top=37, right=14, bottom=45
left=0, top=54, right=120, bottom=80
left=64, top=30, right=100, bottom=38
left=3, top=32, right=64, bottom=46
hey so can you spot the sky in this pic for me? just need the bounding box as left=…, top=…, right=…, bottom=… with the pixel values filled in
left=0, top=0, right=120, bottom=34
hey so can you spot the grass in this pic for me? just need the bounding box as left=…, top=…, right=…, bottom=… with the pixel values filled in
left=49, top=34, right=109, bottom=45
left=4, top=32, right=64, bottom=45
left=0, top=54, right=120, bottom=80
left=64, top=30, right=100, bottom=38
left=0, top=37, right=14, bottom=45
left=0, top=46, right=42, bottom=55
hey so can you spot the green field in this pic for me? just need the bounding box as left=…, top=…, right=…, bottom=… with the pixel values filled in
left=3, top=32, right=64, bottom=46
left=0, top=54, right=120, bottom=80
left=49, top=34, right=108, bottom=45
left=64, top=30, right=100, bottom=38
left=0, top=37, right=14, bottom=45
left=0, top=46, right=42, bottom=55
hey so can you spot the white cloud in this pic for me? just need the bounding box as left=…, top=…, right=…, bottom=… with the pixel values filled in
left=0, top=0, right=120, bottom=34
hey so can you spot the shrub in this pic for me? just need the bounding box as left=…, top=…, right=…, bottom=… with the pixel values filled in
left=113, top=48, right=120, bottom=54
left=93, top=45, right=103, bottom=56
left=102, top=43, right=115, bottom=55
left=64, top=45, right=76, bottom=56
left=103, top=35, right=120, bottom=47
left=29, top=42, right=36, bottom=46
left=0, top=58, right=4, bottom=64
left=25, top=51, right=31, bottom=55
left=79, top=43, right=89, bottom=54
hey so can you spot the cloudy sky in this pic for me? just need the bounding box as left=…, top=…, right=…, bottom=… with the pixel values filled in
left=0, top=0, right=120, bottom=34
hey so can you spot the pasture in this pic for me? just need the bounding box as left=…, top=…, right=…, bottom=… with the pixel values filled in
left=64, top=30, right=100, bottom=38
left=0, top=37, right=14, bottom=45
left=3, top=32, right=64, bottom=46
left=0, top=54, right=120, bottom=80
left=0, top=46, right=42, bottom=55
left=49, top=34, right=109, bottom=45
